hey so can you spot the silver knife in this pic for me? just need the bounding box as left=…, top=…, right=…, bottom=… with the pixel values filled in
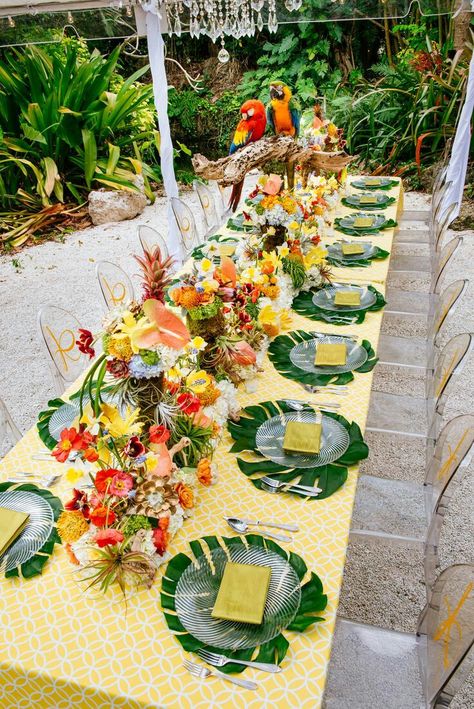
left=237, top=518, right=299, bottom=532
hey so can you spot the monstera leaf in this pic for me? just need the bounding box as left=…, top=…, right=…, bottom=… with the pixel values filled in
left=227, top=399, right=368, bottom=499
left=37, top=397, right=69, bottom=450
left=161, top=534, right=327, bottom=673
left=268, top=330, right=378, bottom=387
left=292, top=285, right=386, bottom=325
left=0, top=482, right=62, bottom=579
left=327, top=246, right=389, bottom=268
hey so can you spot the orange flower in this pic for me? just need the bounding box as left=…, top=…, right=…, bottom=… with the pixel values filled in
left=197, top=459, right=213, bottom=486
left=260, top=260, right=275, bottom=275
left=89, top=506, right=116, bottom=527
left=175, top=482, right=194, bottom=509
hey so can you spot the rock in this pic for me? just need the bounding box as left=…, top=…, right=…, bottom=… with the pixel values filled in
left=88, top=187, right=147, bottom=226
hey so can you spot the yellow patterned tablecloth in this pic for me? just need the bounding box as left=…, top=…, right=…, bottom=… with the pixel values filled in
left=0, top=178, right=401, bottom=709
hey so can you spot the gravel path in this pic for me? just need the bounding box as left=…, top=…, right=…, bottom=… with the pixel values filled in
left=0, top=188, right=473, bottom=706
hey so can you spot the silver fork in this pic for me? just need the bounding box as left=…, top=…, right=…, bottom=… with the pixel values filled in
left=284, top=399, right=341, bottom=411
left=183, top=658, right=258, bottom=690
left=197, top=649, right=281, bottom=673
left=260, top=476, right=322, bottom=496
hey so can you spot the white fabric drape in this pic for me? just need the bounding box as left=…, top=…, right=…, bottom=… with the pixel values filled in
left=442, top=46, right=474, bottom=222
left=143, top=5, right=183, bottom=264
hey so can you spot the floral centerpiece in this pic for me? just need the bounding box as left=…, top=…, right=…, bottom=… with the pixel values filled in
left=243, top=174, right=306, bottom=252
left=52, top=399, right=219, bottom=596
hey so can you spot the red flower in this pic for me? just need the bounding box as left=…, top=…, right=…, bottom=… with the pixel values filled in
left=177, top=392, right=201, bottom=415
left=149, top=424, right=170, bottom=444
left=77, top=329, right=95, bottom=359
left=89, top=506, right=116, bottom=527
left=94, top=528, right=124, bottom=548
left=95, top=468, right=121, bottom=494
left=152, top=518, right=170, bottom=555
left=124, top=436, right=146, bottom=458
left=52, top=427, right=84, bottom=463
left=65, top=488, right=90, bottom=520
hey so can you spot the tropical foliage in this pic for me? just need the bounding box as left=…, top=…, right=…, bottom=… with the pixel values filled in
left=0, top=41, right=160, bottom=247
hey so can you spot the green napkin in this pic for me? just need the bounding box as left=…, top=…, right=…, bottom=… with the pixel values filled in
left=212, top=562, right=271, bottom=624
left=0, top=506, right=30, bottom=557
left=283, top=420, right=322, bottom=455
left=315, top=343, right=347, bottom=366
left=334, top=290, right=361, bottom=307
left=341, top=243, right=365, bottom=255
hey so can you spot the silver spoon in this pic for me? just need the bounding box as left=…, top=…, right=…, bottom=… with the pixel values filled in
left=226, top=517, right=292, bottom=542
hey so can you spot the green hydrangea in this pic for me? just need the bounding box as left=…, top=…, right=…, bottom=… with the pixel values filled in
left=122, top=515, right=152, bottom=537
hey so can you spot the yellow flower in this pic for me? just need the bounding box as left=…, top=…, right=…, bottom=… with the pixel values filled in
left=304, top=245, right=328, bottom=269
left=258, top=304, right=281, bottom=337
left=288, top=220, right=300, bottom=232
left=145, top=453, right=159, bottom=472
left=167, top=366, right=183, bottom=381
left=65, top=467, right=85, bottom=485
left=188, top=336, right=207, bottom=351
left=278, top=245, right=290, bottom=258
left=201, top=278, right=219, bottom=293
left=186, top=369, right=212, bottom=394
left=107, top=333, right=133, bottom=362
left=118, top=311, right=154, bottom=354
left=198, top=258, right=213, bottom=274
left=328, top=176, right=339, bottom=190
left=57, top=511, right=89, bottom=544
left=261, top=250, right=282, bottom=270
left=99, top=402, right=143, bottom=438
left=280, top=309, right=293, bottom=330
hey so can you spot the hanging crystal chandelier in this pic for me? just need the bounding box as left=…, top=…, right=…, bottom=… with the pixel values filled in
left=161, top=0, right=301, bottom=40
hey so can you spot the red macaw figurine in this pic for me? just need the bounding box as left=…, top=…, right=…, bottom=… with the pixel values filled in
left=228, top=99, right=267, bottom=211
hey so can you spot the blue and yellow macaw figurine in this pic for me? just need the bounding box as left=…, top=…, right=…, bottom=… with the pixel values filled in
left=266, top=80, right=301, bottom=188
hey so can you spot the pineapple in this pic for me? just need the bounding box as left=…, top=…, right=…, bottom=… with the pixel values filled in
left=134, top=245, right=174, bottom=303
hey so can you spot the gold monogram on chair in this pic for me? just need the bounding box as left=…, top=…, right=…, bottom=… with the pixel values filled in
left=45, top=326, right=81, bottom=375
left=436, top=429, right=471, bottom=481
left=435, top=349, right=459, bottom=398
left=434, top=582, right=473, bottom=670
left=102, top=275, right=127, bottom=306
left=181, top=218, right=190, bottom=232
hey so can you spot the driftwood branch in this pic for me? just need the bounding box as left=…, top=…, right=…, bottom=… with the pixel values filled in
left=192, top=136, right=312, bottom=186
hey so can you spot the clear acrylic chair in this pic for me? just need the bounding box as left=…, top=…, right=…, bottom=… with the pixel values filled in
left=96, top=261, right=134, bottom=310
left=38, top=306, right=89, bottom=395
left=137, top=224, right=169, bottom=259
left=396, top=169, right=450, bottom=237
left=389, top=218, right=459, bottom=275
left=214, top=181, right=232, bottom=220
left=193, top=180, right=220, bottom=235
left=171, top=197, right=202, bottom=256
left=351, top=415, right=474, bottom=587
left=0, top=397, right=21, bottom=453
left=323, top=564, right=474, bottom=709
left=385, top=235, right=463, bottom=316
left=378, top=279, right=468, bottom=370
left=367, top=333, right=473, bottom=440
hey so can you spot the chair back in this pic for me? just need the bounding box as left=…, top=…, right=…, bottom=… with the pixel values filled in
left=434, top=202, right=458, bottom=254
left=193, top=181, right=219, bottom=231
left=137, top=224, right=169, bottom=259
left=96, top=261, right=134, bottom=310
left=417, top=564, right=474, bottom=707
left=171, top=197, right=201, bottom=254
left=427, top=333, right=472, bottom=419
left=426, top=414, right=474, bottom=507
left=427, top=280, right=468, bottom=369
left=433, top=235, right=463, bottom=294
left=0, top=397, right=21, bottom=452
left=38, top=306, right=88, bottom=387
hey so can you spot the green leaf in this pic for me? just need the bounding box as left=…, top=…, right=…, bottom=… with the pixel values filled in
left=82, top=128, right=97, bottom=189
left=292, top=286, right=386, bottom=326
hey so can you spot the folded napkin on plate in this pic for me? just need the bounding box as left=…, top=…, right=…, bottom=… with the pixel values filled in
left=360, top=195, right=377, bottom=205
left=341, top=243, right=365, bottom=255
left=334, top=290, right=361, bottom=306
left=283, top=420, right=322, bottom=455
left=315, top=342, right=347, bottom=366
left=219, top=243, right=236, bottom=257
left=212, top=562, right=271, bottom=625
left=0, top=507, right=30, bottom=557
left=353, top=217, right=374, bottom=228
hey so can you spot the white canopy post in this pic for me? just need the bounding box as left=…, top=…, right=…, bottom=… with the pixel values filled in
left=442, top=37, right=474, bottom=222
left=140, top=2, right=183, bottom=264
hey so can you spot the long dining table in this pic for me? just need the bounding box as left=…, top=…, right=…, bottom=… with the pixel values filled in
left=0, top=177, right=403, bottom=708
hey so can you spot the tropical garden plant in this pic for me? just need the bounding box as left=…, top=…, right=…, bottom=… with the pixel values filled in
left=0, top=40, right=160, bottom=247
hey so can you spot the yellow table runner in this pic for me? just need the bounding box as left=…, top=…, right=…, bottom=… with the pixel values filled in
left=0, top=178, right=401, bottom=709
